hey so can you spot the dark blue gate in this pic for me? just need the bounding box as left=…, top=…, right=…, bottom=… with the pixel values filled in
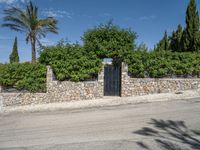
left=104, top=65, right=121, bottom=96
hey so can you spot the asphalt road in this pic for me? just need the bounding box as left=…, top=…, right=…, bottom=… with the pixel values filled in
left=0, top=98, right=200, bottom=150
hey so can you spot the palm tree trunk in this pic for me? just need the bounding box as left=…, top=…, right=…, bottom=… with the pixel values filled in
left=31, top=38, right=36, bottom=63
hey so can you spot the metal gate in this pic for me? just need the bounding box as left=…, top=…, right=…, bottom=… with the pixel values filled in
left=104, top=65, right=121, bottom=96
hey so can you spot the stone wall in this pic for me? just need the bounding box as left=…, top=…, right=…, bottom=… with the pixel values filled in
left=0, top=66, right=104, bottom=107
left=0, top=63, right=200, bottom=107
left=46, top=66, right=104, bottom=102
left=1, top=93, right=46, bottom=106
left=121, top=63, right=200, bottom=97
left=0, top=95, right=2, bottom=112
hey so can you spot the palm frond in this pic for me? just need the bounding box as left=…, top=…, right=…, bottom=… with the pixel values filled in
left=2, top=1, right=58, bottom=43
left=37, top=17, right=58, bottom=34
left=3, top=16, right=29, bottom=30
left=2, top=23, right=25, bottom=32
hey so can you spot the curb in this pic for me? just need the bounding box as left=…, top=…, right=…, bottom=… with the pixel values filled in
left=1, top=90, right=200, bottom=114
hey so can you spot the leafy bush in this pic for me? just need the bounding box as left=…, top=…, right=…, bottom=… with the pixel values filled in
left=39, top=43, right=102, bottom=82
left=82, top=22, right=137, bottom=62
left=0, top=63, right=46, bottom=92
left=126, top=51, right=200, bottom=78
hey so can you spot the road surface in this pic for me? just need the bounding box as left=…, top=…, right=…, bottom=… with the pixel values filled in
left=0, top=98, right=200, bottom=150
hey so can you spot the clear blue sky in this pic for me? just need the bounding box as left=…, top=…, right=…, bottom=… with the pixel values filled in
left=0, top=0, right=199, bottom=63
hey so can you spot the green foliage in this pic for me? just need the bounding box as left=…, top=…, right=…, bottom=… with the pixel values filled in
left=155, top=31, right=170, bottom=51
left=9, top=37, right=19, bottom=63
left=136, top=43, right=149, bottom=52
left=124, top=51, right=146, bottom=77
left=156, top=0, right=200, bottom=52
left=126, top=51, right=200, bottom=78
left=0, top=63, right=46, bottom=92
left=170, top=25, right=183, bottom=52
left=182, top=0, right=200, bottom=52
left=82, top=22, right=137, bottom=62
left=39, top=43, right=102, bottom=82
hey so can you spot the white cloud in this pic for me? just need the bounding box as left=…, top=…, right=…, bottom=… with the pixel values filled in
left=99, top=13, right=112, bottom=18
left=0, top=0, right=16, bottom=4
left=0, top=36, right=13, bottom=40
left=139, top=15, right=157, bottom=21
left=42, top=9, right=73, bottom=19
left=40, top=38, right=56, bottom=46
left=0, top=0, right=25, bottom=4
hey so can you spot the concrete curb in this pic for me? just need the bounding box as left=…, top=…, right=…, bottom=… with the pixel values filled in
left=1, top=90, right=200, bottom=114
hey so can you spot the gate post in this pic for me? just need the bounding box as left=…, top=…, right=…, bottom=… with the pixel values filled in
left=46, top=66, right=54, bottom=93
left=0, top=95, right=3, bottom=113
left=121, top=62, right=130, bottom=97
left=98, top=64, right=104, bottom=98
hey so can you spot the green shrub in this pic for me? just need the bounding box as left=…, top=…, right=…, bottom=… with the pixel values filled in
left=82, top=22, right=137, bottom=62
left=126, top=51, right=200, bottom=78
left=0, top=63, right=46, bottom=92
left=39, top=43, right=102, bottom=82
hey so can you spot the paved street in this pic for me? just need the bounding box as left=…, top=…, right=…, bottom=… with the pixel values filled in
left=0, top=98, right=200, bottom=150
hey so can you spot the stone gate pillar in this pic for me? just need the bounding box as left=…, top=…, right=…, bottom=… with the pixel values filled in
left=97, top=65, right=104, bottom=98
left=46, top=66, right=54, bottom=93
left=121, top=62, right=131, bottom=97
left=0, top=95, right=3, bottom=112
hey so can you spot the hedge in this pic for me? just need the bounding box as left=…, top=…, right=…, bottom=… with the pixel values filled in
left=82, top=23, right=137, bottom=61
left=125, top=51, right=200, bottom=78
left=0, top=48, right=199, bottom=93
left=39, top=43, right=102, bottom=82
left=0, top=63, right=47, bottom=92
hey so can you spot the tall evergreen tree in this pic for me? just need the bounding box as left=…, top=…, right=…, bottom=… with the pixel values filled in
left=170, top=24, right=183, bottom=52
left=182, top=0, right=200, bottom=52
left=9, top=37, right=19, bottom=63
left=155, top=31, right=170, bottom=51
left=163, top=31, right=170, bottom=50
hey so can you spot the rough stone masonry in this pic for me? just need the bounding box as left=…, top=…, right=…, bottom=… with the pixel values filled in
left=121, top=63, right=200, bottom=97
left=0, top=64, right=200, bottom=107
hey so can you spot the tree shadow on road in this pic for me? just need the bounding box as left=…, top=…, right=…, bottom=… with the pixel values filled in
left=133, top=119, right=200, bottom=150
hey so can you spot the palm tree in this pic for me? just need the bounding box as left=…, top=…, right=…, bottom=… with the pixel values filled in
left=2, top=1, right=58, bottom=63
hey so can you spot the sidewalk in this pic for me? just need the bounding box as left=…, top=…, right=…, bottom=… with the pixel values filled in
left=1, top=89, right=200, bottom=114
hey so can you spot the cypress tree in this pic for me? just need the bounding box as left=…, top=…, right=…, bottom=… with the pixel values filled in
left=163, top=31, right=170, bottom=50
left=182, top=0, right=200, bottom=52
left=9, top=37, right=19, bottom=63
left=170, top=24, right=183, bottom=52
left=155, top=31, right=170, bottom=51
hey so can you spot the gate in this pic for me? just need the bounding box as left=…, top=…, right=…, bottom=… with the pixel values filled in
left=104, top=64, right=121, bottom=96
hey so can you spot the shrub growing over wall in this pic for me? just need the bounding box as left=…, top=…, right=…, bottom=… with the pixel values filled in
left=39, top=43, right=102, bottom=82
left=0, top=63, right=47, bottom=92
left=82, top=22, right=137, bottom=63
left=126, top=51, right=200, bottom=78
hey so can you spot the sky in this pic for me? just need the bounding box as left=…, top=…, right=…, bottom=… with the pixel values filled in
left=0, top=0, right=199, bottom=63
